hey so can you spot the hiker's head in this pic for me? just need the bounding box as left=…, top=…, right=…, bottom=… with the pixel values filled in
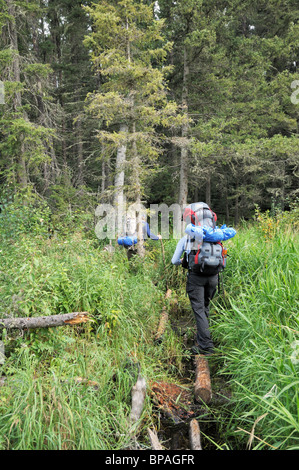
left=183, top=207, right=198, bottom=225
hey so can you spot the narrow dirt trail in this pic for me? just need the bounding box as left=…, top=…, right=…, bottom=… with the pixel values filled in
left=149, top=292, right=232, bottom=451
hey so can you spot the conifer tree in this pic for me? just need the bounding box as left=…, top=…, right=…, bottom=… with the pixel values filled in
left=0, top=0, right=54, bottom=190
left=84, top=0, right=184, bottom=254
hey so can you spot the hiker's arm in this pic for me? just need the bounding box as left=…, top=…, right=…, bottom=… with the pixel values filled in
left=143, top=222, right=160, bottom=240
left=171, top=236, right=186, bottom=265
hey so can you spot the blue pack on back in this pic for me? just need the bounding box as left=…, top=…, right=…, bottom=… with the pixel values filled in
left=117, top=236, right=138, bottom=247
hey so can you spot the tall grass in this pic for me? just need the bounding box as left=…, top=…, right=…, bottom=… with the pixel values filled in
left=212, top=213, right=299, bottom=450
left=0, top=233, right=185, bottom=450
left=0, top=207, right=298, bottom=450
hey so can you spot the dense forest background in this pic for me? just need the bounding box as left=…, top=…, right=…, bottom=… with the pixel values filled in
left=0, top=0, right=299, bottom=227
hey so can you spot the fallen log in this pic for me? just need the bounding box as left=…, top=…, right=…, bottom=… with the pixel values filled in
left=189, top=418, right=202, bottom=450
left=148, top=428, right=163, bottom=450
left=0, top=377, right=6, bottom=387
left=164, top=288, right=172, bottom=300
left=0, top=312, right=90, bottom=330
left=194, top=355, right=212, bottom=404
left=154, top=307, right=169, bottom=343
left=130, top=373, right=147, bottom=425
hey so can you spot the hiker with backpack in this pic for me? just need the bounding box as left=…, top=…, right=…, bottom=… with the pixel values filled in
left=118, top=214, right=161, bottom=260
left=171, top=202, right=236, bottom=356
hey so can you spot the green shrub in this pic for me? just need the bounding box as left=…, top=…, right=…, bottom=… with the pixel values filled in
left=0, top=186, right=51, bottom=240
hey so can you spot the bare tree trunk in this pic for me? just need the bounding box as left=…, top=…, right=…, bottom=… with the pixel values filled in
left=113, top=15, right=131, bottom=236
left=179, top=45, right=189, bottom=208
left=7, top=0, right=27, bottom=188
left=114, top=123, right=128, bottom=236
left=235, top=193, right=239, bottom=226
left=136, top=198, right=145, bottom=258
left=101, top=155, right=106, bottom=193
left=225, top=186, right=230, bottom=221
left=76, top=115, right=84, bottom=186
left=205, top=171, right=211, bottom=207
left=48, top=0, right=67, bottom=178
left=131, top=121, right=145, bottom=258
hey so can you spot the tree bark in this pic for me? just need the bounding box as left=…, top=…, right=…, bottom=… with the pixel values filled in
left=114, top=123, right=128, bottom=236
left=113, top=16, right=131, bottom=236
left=131, top=121, right=145, bottom=258
left=76, top=115, right=84, bottom=186
left=0, top=312, right=90, bottom=330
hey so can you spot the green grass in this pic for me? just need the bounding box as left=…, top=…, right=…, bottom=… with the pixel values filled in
left=212, top=216, right=299, bottom=450
left=0, top=233, right=186, bottom=450
left=0, top=207, right=298, bottom=450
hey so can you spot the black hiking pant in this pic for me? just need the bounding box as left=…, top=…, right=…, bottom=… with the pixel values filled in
left=186, top=272, right=218, bottom=354
left=125, top=246, right=138, bottom=261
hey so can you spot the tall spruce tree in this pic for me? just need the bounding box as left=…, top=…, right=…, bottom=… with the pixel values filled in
left=0, top=0, right=53, bottom=190
left=84, top=0, right=184, bottom=254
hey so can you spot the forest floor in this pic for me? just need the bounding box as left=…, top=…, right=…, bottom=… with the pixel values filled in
left=148, top=300, right=233, bottom=451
